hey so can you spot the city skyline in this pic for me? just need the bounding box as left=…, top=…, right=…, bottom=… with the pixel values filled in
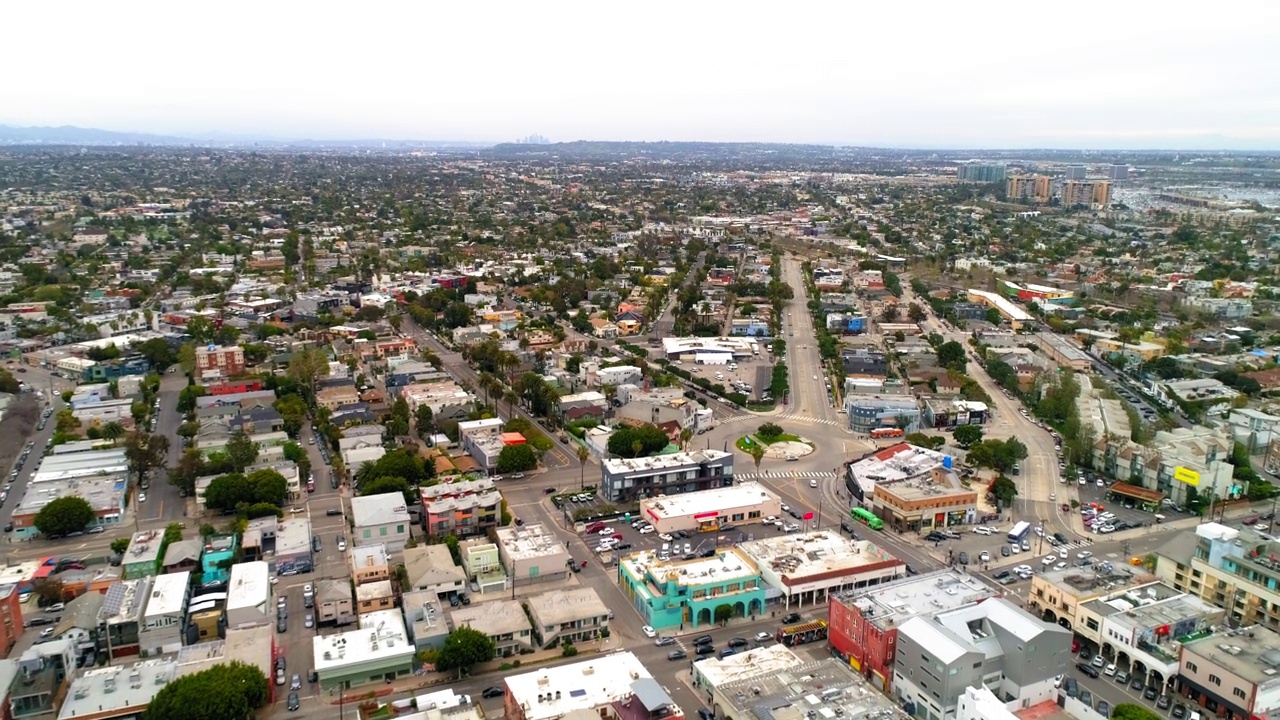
left=3, top=0, right=1279, bottom=150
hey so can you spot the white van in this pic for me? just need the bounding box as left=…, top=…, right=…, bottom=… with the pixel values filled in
left=714, top=372, right=724, bottom=381
left=728, top=363, right=738, bottom=371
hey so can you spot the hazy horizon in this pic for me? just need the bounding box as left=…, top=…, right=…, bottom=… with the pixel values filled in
left=5, top=0, right=1279, bottom=150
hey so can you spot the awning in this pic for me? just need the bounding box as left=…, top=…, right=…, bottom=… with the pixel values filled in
left=1108, top=482, right=1164, bottom=503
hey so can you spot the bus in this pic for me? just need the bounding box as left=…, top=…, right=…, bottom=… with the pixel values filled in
left=777, top=619, right=828, bottom=647
left=851, top=507, right=884, bottom=530
left=1008, top=521, right=1031, bottom=545
left=870, top=428, right=904, bottom=439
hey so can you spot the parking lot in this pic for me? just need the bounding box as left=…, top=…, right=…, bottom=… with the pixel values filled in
left=1071, top=471, right=1198, bottom=533
left=672, top=354, right=775, bottom=403
left=1065, top=649, right=1188, bottom=720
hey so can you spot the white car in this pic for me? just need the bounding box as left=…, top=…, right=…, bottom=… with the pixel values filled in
left=762, top=516, right=778, bottom=525
left=1013, top=565, right=1033, bottom=574
left=780, top=503, right=790, bottom=512
left=639, top=526, right=655, bottom=534
left=641, top=625, right=657, bottom=638
left=1041, top=556, right=1056, bottom=566
left=138, top=492, right=147, bottom=502
left=1055, top=562, right=1067, bottom=570
left=978, top=551, right=990, bottom=563
left=658, top=533, right=674, bottom=542
left=1077, top=551, right=1093, bottom=559
left=809, top=479, right=818, bottom=488
left=755, top=631, right=771, bottom=642
left=597, top=528, right=614, bottom=536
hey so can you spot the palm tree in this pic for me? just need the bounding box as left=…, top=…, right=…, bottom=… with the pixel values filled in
left=749, top=445, right=765, bottom=476
left=679, top=427, right=693, bottom=451
left=503, top=390, right=519, bottom=419
left=101, top=422, right=125, bottom=442
left=577, top=444, right=590, bottom=489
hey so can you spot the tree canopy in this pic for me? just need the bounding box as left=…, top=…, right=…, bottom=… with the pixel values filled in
left=34, top=496, right=95, bottom=536
left=435, top=626, right=497, bottom=675
left=952, top=424, right=984, bottom=448
left=354, top=447, right=432, bottom=486
left=144, top=661, right=268, bottom=720
left=497, top=443, right=538, bottom=473
left=606, top=424, right=669, bottom=458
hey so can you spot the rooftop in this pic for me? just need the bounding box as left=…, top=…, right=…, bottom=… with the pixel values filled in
left=640, top=481, right=777, bottom=520
left=693, top=643, right=803, bottom=687
left=450, top=598, right=532, bottom=638
left=226, top=561, right=271, bottom=611
left=495, top=523, right=569, bottom=562
left=834, top=569, right=996, bottom=631
left=100, top=576, right=153, bottom=625
left=717, top=657, right=906, bottom=720
left=525, top=587, right=610, bottom=627
left=144, top=571, right=190, bottom=617
left=1106, top=592, right=1220, bottom=633
left=504, top=651, right=657, bottom=720
left=123, top=529, right=164, bottom=568
left=602, top=448, right=732, bottom=475
left=58, top=659, right=178, bottom=720
left=313, top=609, right=413, bottom=672
left=621, top=546, right=759, bottom=587
left=1182, top=625, right=1280, bottom=686
left=1036, top=563, right=1149, bottom=598
left=351, top=492, right=411, bottom=527
left=737, top=531, right=902, bottom=580
left=16, top=471, right=128, bottom=517
left=847, top=443, right=953, bottom=498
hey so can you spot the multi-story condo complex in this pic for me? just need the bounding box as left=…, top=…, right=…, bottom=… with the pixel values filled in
left=1155, top=523, right=1280, bottom=631
left=1061, top=179, right=1111, bottom=207
left=600, top=449, right=733, bottom=503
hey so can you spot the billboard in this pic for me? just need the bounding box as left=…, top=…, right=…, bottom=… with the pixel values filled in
left=1174, top=467, right=1200, bottom=486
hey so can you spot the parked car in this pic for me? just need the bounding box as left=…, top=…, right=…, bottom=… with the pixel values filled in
left=1077, top=663, right=1100, bottom=679
left=482, top=687, right=504, bottom=699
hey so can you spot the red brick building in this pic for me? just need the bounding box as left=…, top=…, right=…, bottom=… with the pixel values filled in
left=194, top=345, right=246, bottom=380
left=827, top=569, right=995, bottom=691
left=0, top=584, right=23, bottom=656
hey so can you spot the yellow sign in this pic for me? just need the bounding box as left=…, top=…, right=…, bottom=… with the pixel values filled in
left=1174, top=467, right=1200, bottom=486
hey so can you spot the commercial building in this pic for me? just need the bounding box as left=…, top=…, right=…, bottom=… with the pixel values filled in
left=843, top=443, right=974, bottom=530
left=892, top=597, right=1070, bottom=720
left=618, top=547, right=765, bottom=630
left=1036, top=332, right=1093, bottom=371
left=1094, top=425, right=1236, bottom=508
left=12, top=447, right=131, bottom=539
left=420, top=478, right=500, bottom=539
left=225, top=561, right=272, bottom=629
left=828, top=570, right=996, bottom=691
left=638, top=482, right=781, bottom=534
left=737, top=532, right=904, bottom=610
left=1076, top=329, right=1166, bottom=362
left=449, top=599, right=533, bottom=657
left=350, top=492, right=413, bottom=553
left=312, top=609, right=415, bottom=691
left=843, top=395, right=921, bottom=435
left=495, top=523, right=572, bottom=587
left=1177, top=625, right=1280, bottom=720
left=174, top=625, right=275, bottom=702
left=0, top=584, right=21, bottom=655
left=524, top=587, right=611, bottom=650
left=660, top=336, right=761, bottom=363
left=501, top=651, right=681, bottom=720
left=1027, top=562, right=1151, bottom=637
left=140, top=571, right=189, bottom=656
left=1154, top=523, right=1280, bottom=632
left=600, top=449, right=734, bottom=504
left=1080, top=581, right=1221, bottom=689
left=700, top=653, right=902, bottom=720
left=193, top=344, right=246, bottom=381
left=965, top=289, right=1034, bottom=330
left=57, top=659, right=178, bottom=720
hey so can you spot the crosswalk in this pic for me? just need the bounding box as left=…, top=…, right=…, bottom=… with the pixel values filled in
left=717, top=413, right=844, bottom=428
left=736, top=470, right=833, bottom=481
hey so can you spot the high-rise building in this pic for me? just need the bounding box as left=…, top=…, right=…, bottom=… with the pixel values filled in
left=1009, top=175, right=1054, bottom=203
left=1065, top=164, right=1087, bottom=180
left=1062, top=180, right=1111, bottom=207
left=956, top=162, right=1006, bottom=183
left=1110, top=164, right=1128, bottom=180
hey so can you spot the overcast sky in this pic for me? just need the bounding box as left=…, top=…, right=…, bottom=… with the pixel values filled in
left=5, top=1, right=1279, bottom=149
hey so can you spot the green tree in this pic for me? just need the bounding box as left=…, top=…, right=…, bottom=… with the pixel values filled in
left=204, top=473, right=253, bottom=512
left=282, top=441, right=305, bottom=464
left=274, top=393, right=308, bottom=436
left=757, top=422, right=784, bottom=441
left=100, top=421, right=125, bottom=442
left=497, top=443, right=538, bottom=473
left=415, top=403, right=435, bottom=435
left=144, top=661, right=268, bottom=720
left=34, top=496, right=95, bottom=536
left=163, top=522, right=184, bottom=544
left=936, top=340, right=967, bottom=373
left=110, top=537, right=131, bottom=555
left=224, top=430, right=260, bottom=472
left=435, top=627, right=497, bottom=676
left=714, top=603, right=734, bottom=624
left=952, top=424, right=984, bottom=449
left=177, top=343, right=197, bottom=376
left=246, top=468, right=289, bottom=506
left=990, top=475, right=1018, bottom=506
left=360, top=476, right=412, bottom=502
left=125, top=431, right=169, bottom=485
left=576, top=444, right=590, bottom=490
left=176, top=384, right=207, bottom=413
left=287, top=346, right=330, bottom=395
left=606, top=424, right=669, bottom=458
left=907, top=302, right=927, bottom=323
left=167, top=448, right=206, bottom=494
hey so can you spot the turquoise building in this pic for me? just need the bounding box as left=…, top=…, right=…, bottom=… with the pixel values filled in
left=201, top=534, right=238, bottom=585
left=617, top=548, right=766, bottom=630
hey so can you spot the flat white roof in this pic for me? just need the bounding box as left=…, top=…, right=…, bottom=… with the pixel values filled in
left=603, top=449, right=731, bottom=475
left=737, top=532, right=901, bottom=578
left=694, top=644, right=802, bottom=687
left=226, top=561, right=270, bottom=611
left=640, top=482, right=778, bottom=521
left=58, top=659, right=178, bottom=720
left=661, top=336, right=759, bottom=356
left=312, top=609, right=413, bottom=672
left=145, top=571, right=191, bottom=617
left=505, top=652, right=654, bottom=720
left=351, top=492, right=411, bottom=527
left=622, top=547, right=758, bottom=586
